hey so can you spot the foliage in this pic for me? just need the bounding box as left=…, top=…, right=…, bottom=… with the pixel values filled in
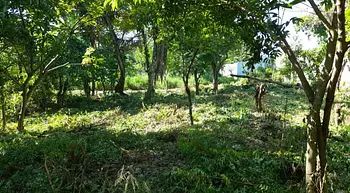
left=1, top=84, right=349, bottom=192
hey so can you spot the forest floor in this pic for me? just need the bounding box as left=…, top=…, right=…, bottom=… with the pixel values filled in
left=1, top=84, right=350, bottom=193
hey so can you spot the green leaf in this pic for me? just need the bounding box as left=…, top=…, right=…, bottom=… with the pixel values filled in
left=112, top=0, right=119, bottom=9
left=104, top=0, right=112, bottom=7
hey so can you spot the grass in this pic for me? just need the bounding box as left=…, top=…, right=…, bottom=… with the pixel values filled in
left=125, top=74, right=186, bottom=90
left=1, top=83, right=349, bottom=193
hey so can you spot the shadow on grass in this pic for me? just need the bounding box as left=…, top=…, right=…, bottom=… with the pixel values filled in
left=0, top=116, right=308, bottom=193
left=40, top=92, right=144, bottom=117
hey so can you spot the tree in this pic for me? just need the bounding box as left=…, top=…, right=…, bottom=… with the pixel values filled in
left=163, top=1, right=213, bottom=125
left=0, top=0, right=84, bottom=131
left=195, top=0, right=347, bottom=191
left=200, top=27, right=240, bottom=94
left=270, top=1, right=349, bottom=192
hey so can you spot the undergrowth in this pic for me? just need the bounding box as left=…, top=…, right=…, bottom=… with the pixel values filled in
left=0, top=84, right=349, bottom=193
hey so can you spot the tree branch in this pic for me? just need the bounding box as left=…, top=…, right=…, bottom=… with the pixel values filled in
left=0, top=69, right=21, bottom=87
left=313, top=20, right=337, bottom=111
left=280, top=37, right=315, bottom=102
left=230, top=74, right=298, bottom=88
left=307, top=0, right=333, bottom=30
left=43, top=54, right=59, bottom=72
left=185, top=49, right=200, bottom=82
left=46, top=62, right=79, bottom=73
left=322, top=0, right=348, bottom=136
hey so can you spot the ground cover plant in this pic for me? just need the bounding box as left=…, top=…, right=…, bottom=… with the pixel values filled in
left=1, top=83, right=350, bottom=193
left=2, top=1, right=350, bottom=192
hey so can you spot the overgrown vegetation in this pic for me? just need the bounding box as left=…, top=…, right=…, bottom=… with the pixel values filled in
left=1, top=84, right=349, bottom=193
left=1, top=0, right=350, bottom=192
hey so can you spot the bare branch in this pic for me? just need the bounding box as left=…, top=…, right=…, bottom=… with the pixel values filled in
left=307, top=0, right=333, bottom=30
left=43, top=54, right=59, bottom=72
left=280, top=37, right=315, bottom=102
left=46, top=62, right=73, bottom=73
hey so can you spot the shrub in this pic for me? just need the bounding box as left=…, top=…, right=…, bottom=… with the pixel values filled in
left=126, top=75, right=148, bottom=90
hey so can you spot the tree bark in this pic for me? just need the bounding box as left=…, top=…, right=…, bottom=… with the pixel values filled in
left=104, top=13, right=126, bottom=95
left=212, top=64, right=219, bottom=95
left=1, top=90, right=6, bottom=130
left=182, top=49, right=199, bottom=126
left=1, top=103, right=5, bottom=130
left=83, top=77, right=91, bottom=98
left=254, top=84, right=266, bottom=112
left=185, top=85, right=194, bottom=125
left=194, top=68, right=201, bottom=95
left=305, top=111, right=321, bottom=193
left=142, top=28, right=154, bottom=101
left=57, top=76, right=69, bottom=107
left=91, top=74, right=96, bottom=96
left=18, top=91, right=28, bottom=131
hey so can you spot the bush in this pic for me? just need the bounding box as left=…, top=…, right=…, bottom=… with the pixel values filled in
left=126, top=74, right=148, bottom=90
left=156, top=76, right=183, bottom=89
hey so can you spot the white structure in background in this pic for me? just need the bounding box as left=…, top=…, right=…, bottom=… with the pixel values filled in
left=220, top=62, right=247, bottom=77
left=220, top=60, right=271, bottom=77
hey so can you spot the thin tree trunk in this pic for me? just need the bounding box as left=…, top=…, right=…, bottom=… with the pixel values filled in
left=18, top=74, right=46, bottom=131
left=83, top=78, right=90, bottom=98
left=114, top=49, right=126, bottom=94
left=57, top=76, right=63, bottom=107
left=165, top=71, right=168, bottom=93
left=104, top=14, right=126, bottom=95
left=334, top=103, right=341, bottom=126
left=306, top=111, right=318, bottom=193
left=185, top=84, right=194, bottom=125
left=213, top=70, right=219, bottom=95
left=1, top=91, right=6, bottom=130
left=142, top=28, right=154, bottom=101
left=212, top=62, right=219, bottom=95
left=1, top=103, right=5, bottom=130
left=182, top=49, right=199, bottom=126
left=18, top=88, right=28, bottom=131
left=91, top=75, right=96, bottom=96
left=194, top=68, right=201, bottom=95
left=57, top=76, right=69, bottom=107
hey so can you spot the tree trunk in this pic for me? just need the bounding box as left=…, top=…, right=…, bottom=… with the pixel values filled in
left=1, top=91, right=6, bottom=130
left=305, top=111, right=319, bottom=193
left=194, top=68, right=201, bottom=95
left=185, top=83, right=194, bottom=125
left=57, top=76, right=69, bottom=107
left=18, top=88, right=28, bottom=131
left=254, top=84, right=266, bottom=112
left=161, top=45, right=168, bottom=84
left=181, top=49, right=199, bottom=126
left=334, top=103, right=341, bottom=126
left=1, top=102, right=5, bottom=130
left=114, top=60, right=126, bottom=94
left=18, top=77, right=43, bottom=131
left=104, top=13, right=126, bottom=95
left=142, top=28, right=154, bottom=101
left=334, top=62, right=345, bottom=127
left=212, top=65, right=219, bottom=95
left=83, top=78, right=91, bottom=98
left=57, top=76, right=64, bottom=107
left=164, top=70, right=168, bottom=93
left=91, top=75, right=96, bottom=96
